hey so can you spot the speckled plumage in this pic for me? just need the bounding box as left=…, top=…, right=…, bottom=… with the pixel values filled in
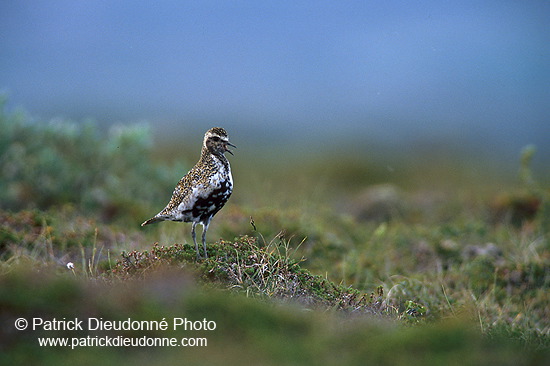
left=141, top=127, right=235, bottom=258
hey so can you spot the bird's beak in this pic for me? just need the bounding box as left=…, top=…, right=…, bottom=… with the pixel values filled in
left=225, top=141, right=236, bottom=155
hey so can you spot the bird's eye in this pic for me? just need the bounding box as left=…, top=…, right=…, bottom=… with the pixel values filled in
left=211, top=136, right=220, bottom=142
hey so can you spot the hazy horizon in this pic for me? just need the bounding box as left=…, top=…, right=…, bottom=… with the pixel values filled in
left=1, top=1, right=548, bottom=166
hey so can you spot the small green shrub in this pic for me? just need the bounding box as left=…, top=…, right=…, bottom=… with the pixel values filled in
left=0, top=97, right=186, bottom=220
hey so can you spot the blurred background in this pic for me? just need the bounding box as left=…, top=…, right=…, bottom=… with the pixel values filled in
left=1, top=0, right=548, bottom=168
left=1, top=4, right=549, bottom=362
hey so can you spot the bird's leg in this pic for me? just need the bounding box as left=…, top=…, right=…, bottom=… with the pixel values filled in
left=201, top=220, right=210, bottom=259
left=192, top=221, right=200, bottom=259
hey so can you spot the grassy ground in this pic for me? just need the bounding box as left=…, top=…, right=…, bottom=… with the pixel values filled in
left=0, top=103, right=549, bottom=364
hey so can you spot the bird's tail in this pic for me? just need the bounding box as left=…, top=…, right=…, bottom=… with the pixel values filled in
left=141, top=216, right=163, bottom=227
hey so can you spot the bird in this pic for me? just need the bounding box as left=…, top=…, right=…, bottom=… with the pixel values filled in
left=141, top=127, right=235, bottom=259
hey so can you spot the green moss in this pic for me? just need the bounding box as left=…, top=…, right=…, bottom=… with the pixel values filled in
left=2, top=265, right=547, bottom=365
left=110, top=236, right=390, bottom=315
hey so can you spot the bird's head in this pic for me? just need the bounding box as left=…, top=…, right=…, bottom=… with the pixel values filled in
left=203, top=127, right=236, bottom=156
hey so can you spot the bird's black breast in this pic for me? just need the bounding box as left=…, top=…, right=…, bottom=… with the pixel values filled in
left=191, top=180, right=233, bottom=222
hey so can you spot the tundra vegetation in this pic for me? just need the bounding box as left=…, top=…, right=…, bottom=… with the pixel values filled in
left=1, top=99, right=548, bottom=365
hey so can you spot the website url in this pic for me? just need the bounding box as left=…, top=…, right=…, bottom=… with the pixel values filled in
left=38, top=335, right=208, bottom=349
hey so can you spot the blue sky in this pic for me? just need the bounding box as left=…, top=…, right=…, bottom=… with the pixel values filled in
left=1, top=1, right=548, bottom=161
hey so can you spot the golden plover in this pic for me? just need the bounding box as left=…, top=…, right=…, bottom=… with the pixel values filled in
left=141, top=127, right=235, bottom=259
